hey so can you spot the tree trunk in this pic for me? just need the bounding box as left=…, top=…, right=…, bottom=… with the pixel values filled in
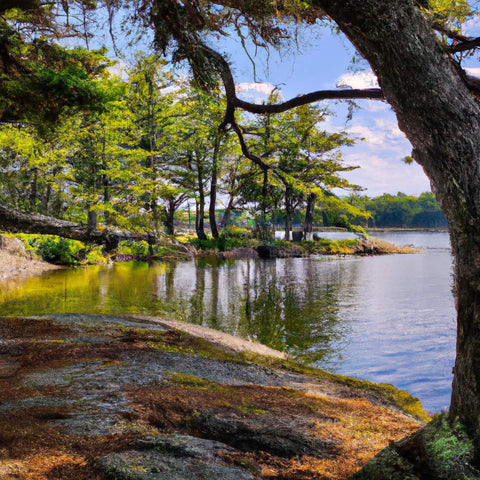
left=303, top=192, right=316, bottom=241
left=29, top=166, right=38, bottom=212
left=164, top=199, right=175, bottom=236
left=284, top=184, right=293, bottom=242
left=321, top=0, right=480, bottom=447
left=209, top=134, right=221, bottom=239
left=0, top=204, right=132, bottom=250
left=195, top=156, right=208, bottom=240
left=220, top=196, right=233, bottom=230
left=209, top=163, right=219, bottom=239
left=195, top=198, right=207, bottom=240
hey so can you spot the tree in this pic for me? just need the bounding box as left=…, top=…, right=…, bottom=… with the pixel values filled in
left=245, top=99, right=358, bottom=240
left=126, top=54, right=189, bottom=236
left=0, top=6, right=113, bottom=124
left=161, top=86, right=233, bottom=240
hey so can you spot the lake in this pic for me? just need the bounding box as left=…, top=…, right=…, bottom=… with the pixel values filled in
left=0, top=230, right=455, bottom=413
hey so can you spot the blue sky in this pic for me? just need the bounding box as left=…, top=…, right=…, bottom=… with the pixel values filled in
left=214, top=19, right=480, bottom=197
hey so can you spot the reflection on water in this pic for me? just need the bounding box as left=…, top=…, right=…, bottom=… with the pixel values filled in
left=0, top=231, right=455, bottom=412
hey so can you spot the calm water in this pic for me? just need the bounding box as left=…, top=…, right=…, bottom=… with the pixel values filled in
left=0, top=231, right=455, bottom=412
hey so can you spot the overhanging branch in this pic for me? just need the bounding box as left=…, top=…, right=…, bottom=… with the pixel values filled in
left=236, top=88, right=384, bottom=114
left=449, top=37, right=480, bottom=53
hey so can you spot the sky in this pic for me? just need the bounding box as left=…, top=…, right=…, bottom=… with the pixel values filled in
left=211, top=17, right=480, bottom=197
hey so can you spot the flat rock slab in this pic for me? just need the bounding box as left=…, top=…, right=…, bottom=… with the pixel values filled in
left=0, top=313, right=423, bottom=479
left=99, top=434, right=255, bottom=480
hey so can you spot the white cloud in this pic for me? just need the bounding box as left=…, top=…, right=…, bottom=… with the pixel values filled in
left=341, top=150, right=431, bottom=197
left=336, top=70, right=379, bottom=89
left=107, top=60, right=128, bottom=79
left=466, top=67, right=480, bottom=78
left=463, top=16, right=480, bottom=36
left=363, top=101, right=389, bottom=113
left=235, top=82, right=276, bottom=96
left=327, top=109, right=430, bottom=196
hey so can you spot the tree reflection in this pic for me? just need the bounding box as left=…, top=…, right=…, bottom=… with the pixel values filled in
left=239, top=259, right=342, bottom=362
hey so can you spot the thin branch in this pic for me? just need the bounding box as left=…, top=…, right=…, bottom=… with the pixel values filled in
left=230, top=120, right=272, bottom=172
left=432, top=22, right=472, bottom=42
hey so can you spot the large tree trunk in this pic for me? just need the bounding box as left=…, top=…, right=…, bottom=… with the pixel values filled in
left=321, top=0, right=480, bottom=447
left=0, top=204, right=125, bottom=250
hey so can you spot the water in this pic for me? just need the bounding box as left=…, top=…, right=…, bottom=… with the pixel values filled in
left=0, top=230, right=455, bottom=413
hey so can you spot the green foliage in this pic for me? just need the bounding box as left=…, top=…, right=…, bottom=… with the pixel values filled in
left=191, top=233, right=253, bottom=251
left=221, top=225, right=252, bottom=238
left=347, top=192, right=448, bottom=228
left=36, top=237, right=80, bottom=265
left=117, top=240, right=150, bottom=257
left=0, top=14, right=114, bottom=125
left=426, top=414, right=474, bottom=477
left=85, top=246, right=108, bottom=265
left=9, top=233, right=110, bottom=265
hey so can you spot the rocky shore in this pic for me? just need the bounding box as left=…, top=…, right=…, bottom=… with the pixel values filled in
left=0, top=313, right=426, bottom=479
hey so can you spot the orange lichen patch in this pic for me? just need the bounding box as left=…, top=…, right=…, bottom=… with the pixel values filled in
left=0, top=317, right=76, bottom=340
left=0, top=453, right=100, bottom=480
left=125, top=382, right=421, bottom=479
left=0, top=407, right=137, bottom=480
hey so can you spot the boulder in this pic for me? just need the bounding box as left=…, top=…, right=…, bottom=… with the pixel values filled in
left=0, top=235, right=26, bottom=256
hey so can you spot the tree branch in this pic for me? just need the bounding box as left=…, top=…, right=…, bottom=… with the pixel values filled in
left=432, top=22, right=471, bottom=42
left=449, top=37, right=480, bottom=53
left=236, top=88, right=385, bottom=114
left=230, top=120, right=272, bottom=172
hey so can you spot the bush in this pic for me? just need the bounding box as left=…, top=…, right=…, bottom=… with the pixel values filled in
left=191, top=235, right=249, bottom=252
left=85, top=246, right=108, bottom=265
left=221, top=225, right=251, bottom=238
left=117, top=240, right=150, bottom=257
left=36, top=237, right=79, bottom=265
left=9, top=233, right=109, bottom=265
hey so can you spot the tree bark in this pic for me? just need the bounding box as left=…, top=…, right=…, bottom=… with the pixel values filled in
left=318, top=0, right=480, bottom=447
left=87, top=207, right=97, bottom=233
left=195, top=198, right=207, bottom=240
left=0, top=204, right=125, bottom=250
left=303, top=192, right=316, bottom=241
left=163, top=199, right=175, bottom=236
left=220, top=195, right=235, bottom=230
left=209, top=148, right=219, bottom=239
left=29, top=167, right=38, bottom=212
left=284, top=184, right=293, bottom=242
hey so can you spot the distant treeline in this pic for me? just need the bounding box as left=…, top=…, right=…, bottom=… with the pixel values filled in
left=347, top=192, right=448, bottom=229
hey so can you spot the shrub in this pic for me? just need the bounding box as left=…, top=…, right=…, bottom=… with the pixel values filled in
left=221, top=225, right=251, bottom=238
left=117, top=240, right=150, bottom=257
left=191, top=235, right=249, bottom=252
left=86, top=246, right=108, bottom=265
left=36, top=237, right=79, bottom=265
